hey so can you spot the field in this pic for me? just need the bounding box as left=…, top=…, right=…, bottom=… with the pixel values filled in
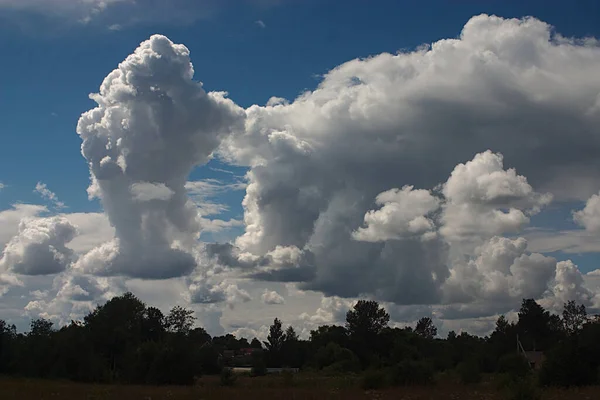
left=2, top=374, right=600, bottom=400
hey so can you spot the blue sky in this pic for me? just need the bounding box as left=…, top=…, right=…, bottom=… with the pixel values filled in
left=1, top=0, right=600, bottom=335
left=2, top=0, right=599, bottom=214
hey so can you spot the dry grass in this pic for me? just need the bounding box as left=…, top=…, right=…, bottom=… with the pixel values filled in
left=2, top=375, right=600, bottom=400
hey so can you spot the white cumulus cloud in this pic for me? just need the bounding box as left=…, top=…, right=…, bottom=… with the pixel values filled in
left=261, top=289, right=285, bottom=305
left=0, top=216, right=77, bottom=275
left=75, top=34, right=244, bottom=279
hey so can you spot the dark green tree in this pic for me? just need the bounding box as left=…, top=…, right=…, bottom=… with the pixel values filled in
left=165, top=305, right=196, bottom=334
left=250, top=337, right=263, bottom=348
left=264, top=318, right=285, bottom=367
left=345, top=300, right=389, bottom=340
left=562, top=300, right=587, bottom=335
left=414, top=317, right=437, bottom=339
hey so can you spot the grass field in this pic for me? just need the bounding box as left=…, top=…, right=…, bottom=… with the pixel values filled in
left=2, top=374, right=600, bottom=400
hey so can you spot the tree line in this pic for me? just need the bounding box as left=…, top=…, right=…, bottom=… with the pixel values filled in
left=0, top=292, right=598, bottom=388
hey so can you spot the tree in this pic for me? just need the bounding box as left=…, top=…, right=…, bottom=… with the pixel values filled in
left=495, top=315, right=510, bottom=335
left=165, top=305, right=196, bottom=334
left=284, top=326, right=298, bottom=342
left=309, top=325, right=348, bottom=350
left=264, top=318, right=285, bottom=352
left=346, top=300, right=389, bottom=367
left=0, top=320, right=16, bottom=374
left=83, top=292, right=147, bottom=378
left=562, top=300, right=587, bottom=335
left=345, top=300, right=390, bottom=340
left=142, top=307, right=165, bottom=342
left=250, top=338, right=263, bottom=349
left=517, top=299, right=560, bottom=350
left=264, top=318, right=285, bottom=367
left=29, top=318, right=54, bottom=336
left=415, top=317, right=437, bottom=339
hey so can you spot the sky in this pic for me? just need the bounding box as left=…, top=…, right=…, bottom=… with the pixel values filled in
left=1, top=0, right=600, bottom=339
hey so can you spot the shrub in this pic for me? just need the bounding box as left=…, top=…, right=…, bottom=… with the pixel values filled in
left=360, top=369, right=388, bottom=390
left=281, top=369, right=295, bottom=386
left=457, top=359, right=481, bottom=385
left=250, top=356, right=267, bottom=377
left=505, top=376, right=541, bottom=400
left=388, top=359, right=434, bottom=386
left=498, top=353, right=531, bottom=380
left=220, top=367, right=237, bottom=387
left=539, top=340, right=595, bottom=387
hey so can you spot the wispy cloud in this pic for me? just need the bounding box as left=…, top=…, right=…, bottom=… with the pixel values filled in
left=34, top=182, right=66, bottom=210
left=255, top=19, right=266, bottom=28
left=209, top=167, right=239, bottom=176
left=0, top=0, right=229, bottom=31
left=185, top=178, right=246, bottom=217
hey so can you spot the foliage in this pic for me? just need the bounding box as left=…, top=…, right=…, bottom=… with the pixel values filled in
left=538, top=338, right=596, bottom=387
left=316, top=342, right=360, bottom=373
left=360, top=369, right=388, bottom=390
left=1, top=295, right=600, bottom=391
left=562, top=300, right=587, bottom=335
left=457, top=359, right=482, bottom=385
left=504, top=376, right=541, bottom=400
left=220, top=367, right=237, bottom=387
left=346, top=300, right=390, bottom=340
left=165, top=305, right=196, bottom=334
left=388, top=359, right=434, bottom=386
left=415, top=317, right=437, bottom=339
left=497, top=353, right=531, bottom=380
left=250, top=354, right=267, bottom=377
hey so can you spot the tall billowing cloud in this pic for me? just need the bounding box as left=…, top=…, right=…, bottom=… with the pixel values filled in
left=76, top=34, right=244, bottom=279
left=217, top=14, right=600, bottom=314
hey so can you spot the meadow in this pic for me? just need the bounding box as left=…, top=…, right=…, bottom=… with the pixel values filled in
left=2, top=374, right=600, bottom=400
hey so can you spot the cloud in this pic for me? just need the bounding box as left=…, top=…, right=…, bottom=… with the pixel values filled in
left=0, top=216, right=77, bottom=275
left=524, top=228, right=600, bottom=254
left=215, top=14, right=600, bottom=316
left=188, top=279, right=251, bottom=309
left=34, top=182, right=67, bottom=209
left=261, top=289, right=284, bottom=304
left=255, top=20, right=266, bottom=29
left=0, top=0, right=221, bottom=29
left=0, top=204, right=48, bottom=247
left=440, top=150, right=551, bottom=242
left=0, top=182, right=4, bottom=190
left=75, top=34, right=244, bottom=279
left=185, top=178, right=246, bottom=217
left=61, top=212, right=115, bottom=255
left=7, top=14, right=600, bottom=332
left=352, top=185, right=440, bottom=242
left=442, top=236, right=556, bottom=305
left=574, top=192, right=600, bottom=233
left=130, top=182, right=175, bottom=202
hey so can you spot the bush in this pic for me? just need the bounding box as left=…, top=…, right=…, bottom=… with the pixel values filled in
left=250, top=355, right=267, bottom=377
left=505, top=376, right=541, bottom=400
left=360, top=369, right=388, bottom=390
left=498, top=353, right=531, bottom=380
left=388, top=359, right=434, bottom=386
left=457, top=359, right=481, bottom=385
left=539, top=340, right=595, bottom=387
left=220, top=367, right=237, bottom=387
left=281, top=369, right=295, bottom=386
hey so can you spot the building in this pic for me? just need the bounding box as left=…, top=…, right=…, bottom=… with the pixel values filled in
left=523, top=351, right=545, bottom=370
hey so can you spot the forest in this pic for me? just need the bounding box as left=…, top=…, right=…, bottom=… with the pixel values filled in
left=0, top=292, right=599, bottom=397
